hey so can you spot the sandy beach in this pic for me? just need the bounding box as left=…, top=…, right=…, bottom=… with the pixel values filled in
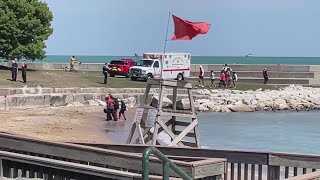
left=0, top=106, right=135, bottom=144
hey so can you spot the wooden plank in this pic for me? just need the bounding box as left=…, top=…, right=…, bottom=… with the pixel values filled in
left=159, top=112, right=197, bottom=118
left=285, top=167, right=289, bottom=178
left=157, top=119, right=172, bottom=134
left=267, top=165, right=280, bottom=180
left=141, top=84, right=151, bottom=106
left=174, top=121, right=191, bottom=127
left=174, top=131, right=196, bottom=138
left=270, top=154, right=320, bottom=169
left=169, top=119, right=198, bottom=147
left=81, top=143, right=269, bottom=165
left=294, top=167, right=298, bottom=176
left=193, top=121, right=201, bottom=148
left=286, top=171, right=320, bottom=180
left=126, top=123, right=136, bottom=144
left=251, top=164, right=255, bottom=180
left=237, top=163, right=241, bottom=180
left=137, top=124, right=145, bottom=144
left=180, top=141, right=197, bottom=148
left=193, top=162, right=225, bottom=179
left=303, top=168, right=307, bottom=174
left=230, top=163, right=234, bottom=180
left=171, top=92, right=177, bottom=137
left=152, top=121, right=159, bottom=145
left=244, top=164, right=248, bottom=180
left=0, top=150, right=183, bottom=180
left=162, top=109, right=194, bottom=114
left=133, top=127, right=150, bottom=144
left=258, top=165, right=262, bottom=180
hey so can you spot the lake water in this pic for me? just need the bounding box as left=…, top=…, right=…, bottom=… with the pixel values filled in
left=198, top=111, right=320, bottom=154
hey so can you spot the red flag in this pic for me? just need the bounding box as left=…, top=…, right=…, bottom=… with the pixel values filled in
left=171, top=15, right=211, bottom=40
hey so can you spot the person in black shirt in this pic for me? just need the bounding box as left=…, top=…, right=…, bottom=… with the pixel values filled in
left=102, top=63, right=109, bottom=84
left=119, top=100, right=127, bottom=120
left=21, top=60, right=28, bottom=83
left=11, top=59, right=18, bottom=81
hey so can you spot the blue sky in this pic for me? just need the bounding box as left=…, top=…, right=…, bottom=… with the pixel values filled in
left=43, top=0, right=320, bottom=57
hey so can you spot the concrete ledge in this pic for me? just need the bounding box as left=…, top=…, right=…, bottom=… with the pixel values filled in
left=2, top=62, right=320, bottom=72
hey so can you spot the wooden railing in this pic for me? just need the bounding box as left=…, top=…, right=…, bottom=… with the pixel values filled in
left=80, top=143, right=320, bottom=180
left=286, top=171, right=320, bottom=180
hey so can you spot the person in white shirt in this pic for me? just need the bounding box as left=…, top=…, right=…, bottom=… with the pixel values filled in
left=232, top=71, right=238, bottom=88
left=198, top=66, right=205, bottom=87
left=210, top=70, right=216, bottom=87
left=222, top=64, right=229, bottom=72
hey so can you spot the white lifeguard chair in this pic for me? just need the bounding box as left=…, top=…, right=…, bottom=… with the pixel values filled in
left=126, top=78, right=200, bottom=148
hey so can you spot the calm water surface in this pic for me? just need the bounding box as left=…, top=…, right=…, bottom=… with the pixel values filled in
left=198, top=111, right=320, bottom=154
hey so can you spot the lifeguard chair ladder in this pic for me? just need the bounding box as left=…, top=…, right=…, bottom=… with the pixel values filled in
left=126, top=78, right=200, bottom=148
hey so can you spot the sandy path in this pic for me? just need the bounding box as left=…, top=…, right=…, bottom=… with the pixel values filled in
left=0, top=106, right=112, bottom=143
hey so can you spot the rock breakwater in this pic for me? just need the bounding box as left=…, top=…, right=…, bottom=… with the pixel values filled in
left=177, top=85, right=320, bottom=112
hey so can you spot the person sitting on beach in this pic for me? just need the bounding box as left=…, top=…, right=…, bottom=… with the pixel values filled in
left=232, top=71, right=238, bottom=88
left=219, top=71, right=226, bottom=88
left=210, top=71, right=216, bottom=88
left=198, top=65, right=205, bottom=87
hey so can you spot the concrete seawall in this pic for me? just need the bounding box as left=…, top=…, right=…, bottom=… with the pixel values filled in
left=0, top=87, right=206, bottom=110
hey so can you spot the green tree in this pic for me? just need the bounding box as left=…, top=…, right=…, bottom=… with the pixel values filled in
left=0, top=0, right=53, bottom=60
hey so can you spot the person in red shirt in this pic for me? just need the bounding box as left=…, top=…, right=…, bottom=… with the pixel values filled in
left=219, top=71, right=226, bottom=87
left=105, top=96, right=116, bottom=121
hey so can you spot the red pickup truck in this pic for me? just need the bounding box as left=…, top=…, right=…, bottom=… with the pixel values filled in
left=108, top=59, right=137, bottom=78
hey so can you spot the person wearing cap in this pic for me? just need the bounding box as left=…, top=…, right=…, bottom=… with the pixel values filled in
left=102, top=63, right=109, bottom=84
left=198, top=66, right=205, bottom=87
left=11, top=58, right=18, bottom=81
left=263, top=68, right=268, bottom=84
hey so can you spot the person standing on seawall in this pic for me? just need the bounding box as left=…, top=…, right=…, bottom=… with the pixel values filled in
left=11, top=58, right=18, bottom=81
left=102, top=63, right=109, bottom=84
left=70, top=56, right=77, bottom=72
left=198, top=65, right=205, bottom=87
left=21, top=60, right=28, bottom=83
left=263, top=68, right=268, bottom=84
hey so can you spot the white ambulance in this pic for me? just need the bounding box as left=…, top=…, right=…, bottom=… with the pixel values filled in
left=129, top=53, right=191, bottom=81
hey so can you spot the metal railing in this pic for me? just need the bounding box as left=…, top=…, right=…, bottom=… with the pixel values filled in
left=142, top=147, right=192, bottom=180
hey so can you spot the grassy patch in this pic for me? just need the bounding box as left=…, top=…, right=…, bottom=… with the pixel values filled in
left=0, top=69, right=280, bottom=90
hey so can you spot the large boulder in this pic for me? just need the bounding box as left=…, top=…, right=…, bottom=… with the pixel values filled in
left=198, top=104, right=209, bottom=111
left=202, top=102, right=220, bottom=112
left=176, top=98, right=190, bottom=110
left=123, top=97, right=136, bottom=108
left=84, top=100, right=99, bottom=106
left=229, top=103, right=254, bottom=112
left=71, top=101, right=84, bottom=107
left=151, top=94, right=173, bottom=108
left=220, top=105, right=232, bottom=113
left=273, top=98, right=288, bottom=110
left=95, top=99, right=107, bottom=106
left=196, top=89, right=211, bottom=95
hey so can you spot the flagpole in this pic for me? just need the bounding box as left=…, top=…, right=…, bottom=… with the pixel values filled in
left=160, top=11, right=171, bottom=79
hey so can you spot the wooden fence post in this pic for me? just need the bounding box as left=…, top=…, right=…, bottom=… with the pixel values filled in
left=268, top=165, right=280, bottom=180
